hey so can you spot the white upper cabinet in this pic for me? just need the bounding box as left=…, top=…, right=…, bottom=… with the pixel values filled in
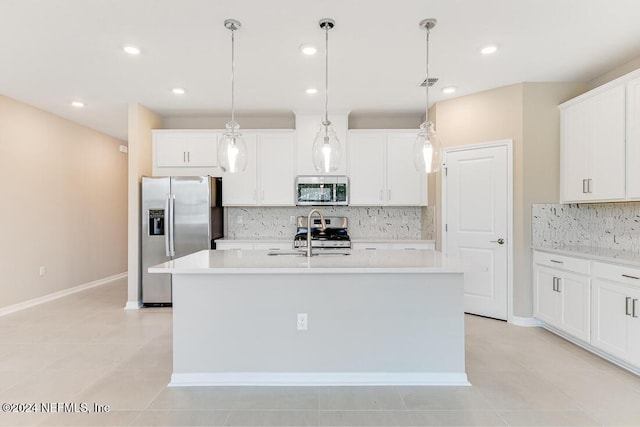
left=559, top=68, right=640, bottom=203
left=348, top=133, right=385, bottom=205
left=627, top=76, right=640, bottom=200
left=294, top=113, right=348, bottom=176
left=222, top=131, right=295, bottom=206
left=348, top=130, right=427, bottom=206
left=560, top=85, right=626, bottom=203
left=154, top=130, right=218, bottom=168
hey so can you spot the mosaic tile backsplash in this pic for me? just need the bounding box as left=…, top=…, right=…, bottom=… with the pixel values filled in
left=226, top=206, right=435, bottom=240
left=532, top=203, right=640, bottom=252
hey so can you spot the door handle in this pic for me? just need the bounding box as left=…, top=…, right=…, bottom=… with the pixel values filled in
left=626, top=297, right=632, bottom=316
left=552, top=277, right=557, bottom=292
left=164, top=197, right=171, bottom=257
left=168, top=194, right=176, bottom=257
left=633, top=299, right=638, bottom=318
left=582, top=179, right=588, bottom=193
left=490, top=238, right=505, bottom=244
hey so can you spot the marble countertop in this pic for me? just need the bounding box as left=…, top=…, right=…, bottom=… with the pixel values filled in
left=532, top=245, right=640, bottom=268
left=149, top=249, right=464, bottom=275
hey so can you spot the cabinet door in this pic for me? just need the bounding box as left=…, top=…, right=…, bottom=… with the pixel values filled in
left=627, top=77, right=640, bottom=200
left=591, top=278, right=631, bottom=360
left=628, top=287, right=640, bottom=366
left=558, top=272, right=590, bottom=342
left=155, top=133, right=187, bottom=167
left=386, top=133, right=426, bottom=205
left=186, top=132, right=218, bottom=167
left=222, top=134, right=258, bottom=206
left=348, top=133, right=385, bottom=205
left=534, top=266, right=560, bottom=326
left=588, top=86, right=626, bottom=201
left=561, top=103, right=590, bottom=202
left=258, top=133, right=295, bottom=205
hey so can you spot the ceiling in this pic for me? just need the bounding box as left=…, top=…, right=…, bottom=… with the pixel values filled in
left=2, top=0, right=640, bottom=141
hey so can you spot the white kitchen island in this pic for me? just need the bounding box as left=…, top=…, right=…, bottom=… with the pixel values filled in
left=149, top=249, right=469, bottom=386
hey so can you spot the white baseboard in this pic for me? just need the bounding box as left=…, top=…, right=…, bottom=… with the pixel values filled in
left=0, top=272, right=127, bottom=317
left=169, top=372, right=471, bottom=387
left=124, top=300, right=142, bottom=310
left=510, top=316, right=542, bottom=327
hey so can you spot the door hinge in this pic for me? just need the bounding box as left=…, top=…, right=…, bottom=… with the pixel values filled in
left=444, top=167, right=448, bottom=176
left=445, top=224, right=448, bottom=232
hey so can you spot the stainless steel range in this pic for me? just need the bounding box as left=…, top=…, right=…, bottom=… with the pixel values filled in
left=293, top=216, right=351, bottom=254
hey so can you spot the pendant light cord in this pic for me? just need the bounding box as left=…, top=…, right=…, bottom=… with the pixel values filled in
left=231, top=28, right=236, bottom=125
left=324, top=23, right=329, bottom=125
left=424, top=26, right=430, bottom=123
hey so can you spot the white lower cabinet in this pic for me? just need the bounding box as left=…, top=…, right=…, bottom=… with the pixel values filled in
left=591, top=262, right=640, bottom=366
left=534, top=265, right=591, bottom=342
left=533, top=250, right=640, bottom=372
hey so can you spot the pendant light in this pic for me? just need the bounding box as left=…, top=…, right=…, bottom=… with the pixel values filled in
left=218, top=19, right=247, bottom=173
left=413, top=18, right=442, bottom=174
left=312, top=18, right=341, bottom=174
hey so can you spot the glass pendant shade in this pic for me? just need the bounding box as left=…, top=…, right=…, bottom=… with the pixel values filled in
left=218, top=120, right=247, bottom=173
left=413, top=121, right=441, bottom=173
left=312, top=121, right=341, bottom=173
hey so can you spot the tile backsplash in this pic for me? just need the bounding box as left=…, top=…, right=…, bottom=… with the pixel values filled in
left=226, top=206, right=435, bottom=240
left=532, top=203, right=640, bottom=252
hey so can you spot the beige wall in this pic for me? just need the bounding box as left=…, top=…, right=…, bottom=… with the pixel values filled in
left=432, top=82, right=586, bottom=318
left=0, top=95, right=127, bottom=309
left=588, top=55, right=640, bottom=89
left=126, top=103, right=162, bottom=307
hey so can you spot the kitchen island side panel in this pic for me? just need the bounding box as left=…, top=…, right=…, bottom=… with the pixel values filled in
left=171, top=272, right=465, bottom=385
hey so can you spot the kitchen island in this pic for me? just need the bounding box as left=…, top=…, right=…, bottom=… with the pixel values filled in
left=149, top=249, right=469, bottom=386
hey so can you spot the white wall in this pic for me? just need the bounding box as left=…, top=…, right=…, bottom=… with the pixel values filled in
left=0, top=94, right=127, bottom=309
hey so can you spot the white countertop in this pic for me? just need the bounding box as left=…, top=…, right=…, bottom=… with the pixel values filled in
left=533, top=245, right=640, bottom=268
left=149, top=249, right=464, bottom=275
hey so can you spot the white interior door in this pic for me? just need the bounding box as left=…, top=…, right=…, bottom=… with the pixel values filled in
left=443, top=143, right=510, bottom=320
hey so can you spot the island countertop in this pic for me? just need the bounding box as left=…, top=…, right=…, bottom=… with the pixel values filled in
left=149, top=248, right=465, bottom=275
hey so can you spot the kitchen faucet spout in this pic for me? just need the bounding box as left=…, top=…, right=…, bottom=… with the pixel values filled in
left=306, top=209, right=326, bottom=257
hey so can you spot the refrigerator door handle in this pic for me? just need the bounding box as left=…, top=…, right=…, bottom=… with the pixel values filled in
left=164, top=195, right=171, bottom=257
left=169, top=194, right=176, bottom=257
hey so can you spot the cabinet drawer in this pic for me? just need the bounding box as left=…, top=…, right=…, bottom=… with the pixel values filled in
left=592, top=261, right=640, bottom=287
left=533, top=251, right=590, bottom=274
left=252, top=242, right=292, bottom=251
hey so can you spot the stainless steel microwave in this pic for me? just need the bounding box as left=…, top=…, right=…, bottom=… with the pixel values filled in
left=295, top=176, right=349, bottom=206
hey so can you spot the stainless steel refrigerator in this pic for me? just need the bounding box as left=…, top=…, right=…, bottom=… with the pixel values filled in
left=141, top=176, right=223, bottom=305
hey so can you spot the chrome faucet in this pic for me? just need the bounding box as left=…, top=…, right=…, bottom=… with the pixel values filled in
left=305, top=209, right=326, bottom=257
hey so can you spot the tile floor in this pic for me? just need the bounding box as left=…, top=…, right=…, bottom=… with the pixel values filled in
left=0, top=278, right=639, bottom=426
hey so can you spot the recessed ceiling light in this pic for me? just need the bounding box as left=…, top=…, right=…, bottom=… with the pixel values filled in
left=71, top=101, right=85, bottom=108
left=305, top=88, right=318, bottom=95
left=442, top=86, right=457, bottom=94
left=300, top=45, right=317, bottom=55
left=481, top=45, right=498, bottom=55
left=172, top=88, right=186, bottom=95
left=123, top=45, right=141, bottom=55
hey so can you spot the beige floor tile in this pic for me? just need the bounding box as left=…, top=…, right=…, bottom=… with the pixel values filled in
left=586, top=409, right=640, bottom=426
left=318, top=386, right=405, bottom=410
left=318, top=410, right=398, bottom=426
left=0, top=411, right=47, bottom=426
left=0, top=369, right=105, bottom=402
left=130, top=409, right=230, bottom=426
left=77, top=370, right=170, bottom=410
left=36, top=409, right=140, bottom=426
left=496, top=410, right=600, bottom=426
left=149, top=386, right=319, bottom=411
left=225, top=410, right=319, bottom=426
left=393, top=410, right=507, bottom=426
left=396, top=386, right=492, bottom=410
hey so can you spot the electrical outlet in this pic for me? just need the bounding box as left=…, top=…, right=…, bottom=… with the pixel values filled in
left=290, top=215, right=296, bottom=224
left=297, top=313, right=308, bottom=331
left=39, top=266, right=45, bottom=277
left=236, top=215, right=243, bottom=224
left=371, top=216, right=377, bottom=224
